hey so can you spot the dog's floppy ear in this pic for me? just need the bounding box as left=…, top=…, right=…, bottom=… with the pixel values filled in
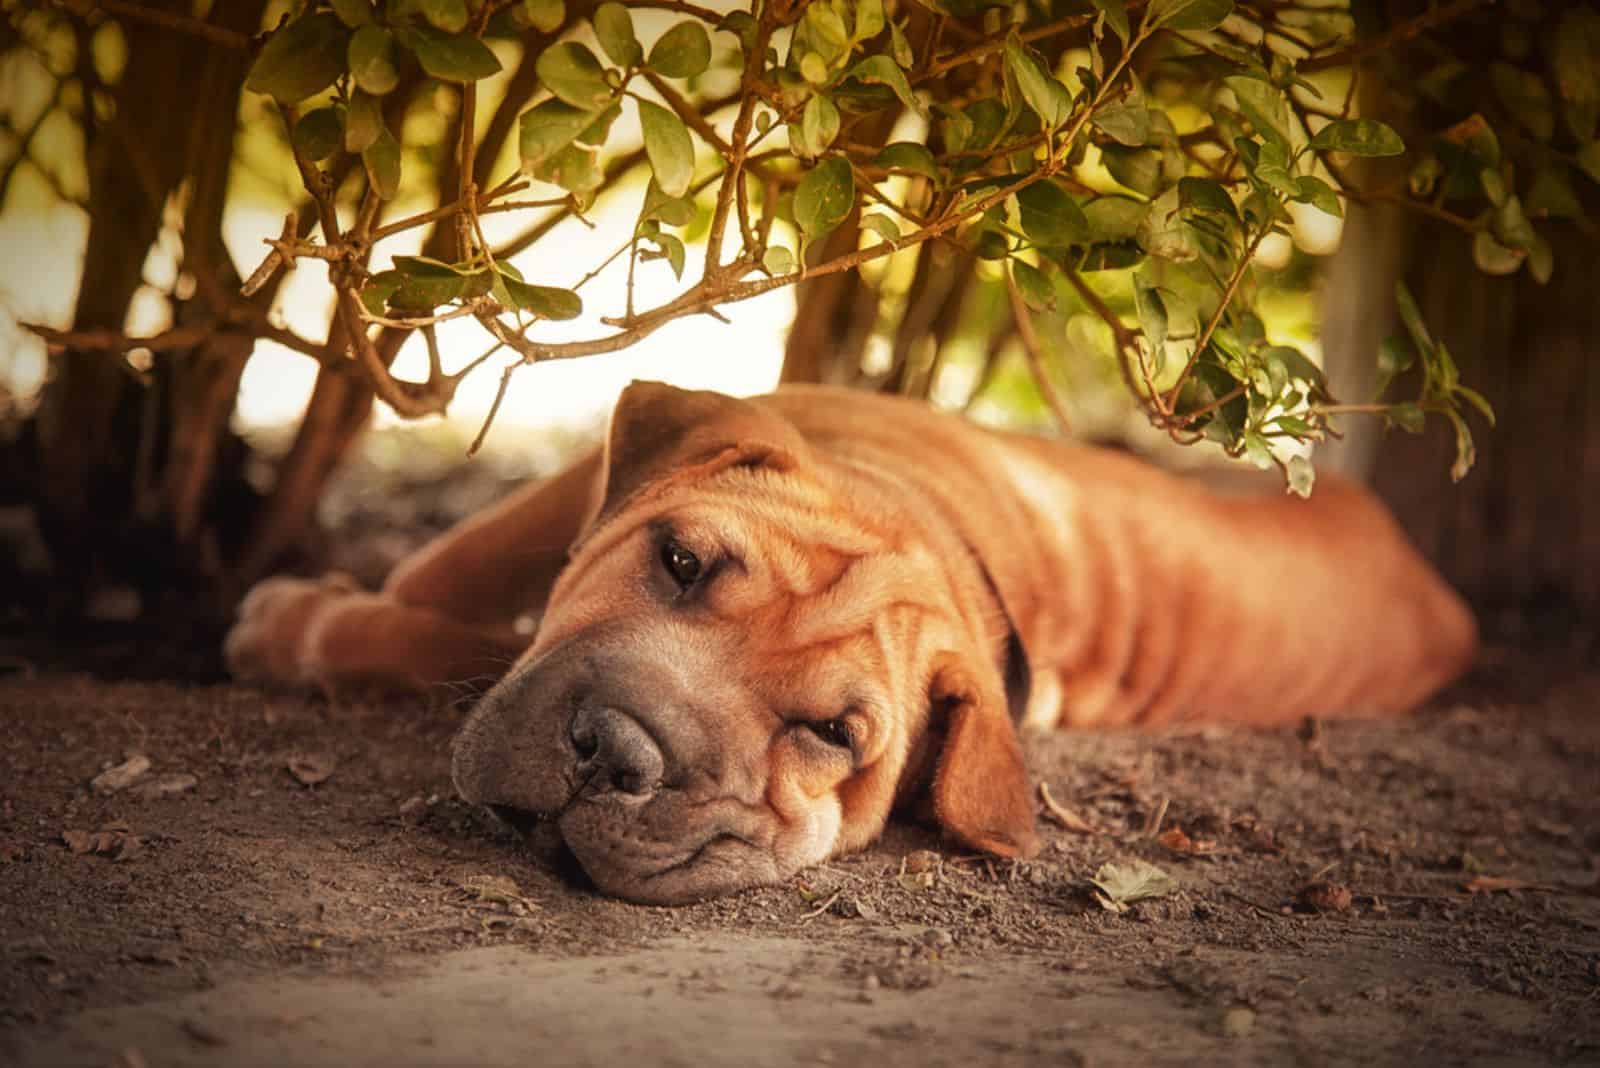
left=927, top=652, right=1040, bottom=859
left=592, top=380, right=809, bottom=524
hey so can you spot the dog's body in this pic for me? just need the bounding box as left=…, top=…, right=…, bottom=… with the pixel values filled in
left=227, top=383, right=1476, bottom=902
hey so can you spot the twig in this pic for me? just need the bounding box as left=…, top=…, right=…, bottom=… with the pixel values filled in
left=90, top=1, right=252, bottom=49
left=796, top=890, right=843, bottom=923
left=1005, top=265, right=1073, bottom=432
left=1164, top=222, right=1271, bottom=411
left=1038, top=782, right=1099, bottom=834
left=467, top=362, right=517, bottom=457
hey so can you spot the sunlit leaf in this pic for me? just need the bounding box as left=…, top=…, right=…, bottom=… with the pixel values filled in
left=344, top=89, right=384, bottom=153
left=519, top=99, right=601, bottom=171
left=1225, top=76, right=1289, bottom=148
left=1094, top=100, right=1150, bottom=146
left=1017, top=180, right=1088, bottom=248
left=536, top=42, right=612, bottom=109
left=846, top=54, right=924, bottom=116
left=593, top=2, right=643, bottom=67
left=246, top=13, right=348, bottom=104
left=523, top=0, right=565, bottom=34
left=794, top=156, right=855, bottom=238
left=875, top=141, right=938, bottom=180
left=1009, top=259, right=1053, bottom=310
left=1148, top=0, right=1234, bottom=32
left=348, top=24, right=399, bottom=95
left=408, top=26, right=503, bottom=83
left=1089, top=860, right=1177, bottom=913
left=294, top=106, right=344, bottom=162
left=762, top=246, right=795, bottom=274
left=331, top=0, right=374, bottom=28
left=861, top=213, right=901, bottom=243
left=1285, top=454, right=1314, bottom=498
left=796, top=94, right=841, bottom=159
left=362, top=125, right=401, bottom=199
left=648, top=20, right=712, bottom=79
left=1004, top=35, right=1070, bottom=129
left=1308, top=118, right=1405, bottom=157
left=638, top=98, right=695, bottom=198
left=1090, top=0, right=1130, bottom=44
left=1472, top=230, right=1524, bottom=276
left=418, top=0, right=469, bottom=33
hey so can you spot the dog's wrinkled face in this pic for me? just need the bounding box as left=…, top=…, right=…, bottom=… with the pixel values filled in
left=451, top=383, right=1036, bottom=903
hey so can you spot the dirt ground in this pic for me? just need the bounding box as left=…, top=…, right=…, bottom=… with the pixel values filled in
left=1, top=643, right=1597, bottom=1067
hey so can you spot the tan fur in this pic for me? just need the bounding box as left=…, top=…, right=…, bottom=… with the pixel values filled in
left=226, top=382, right=1476, bottom=902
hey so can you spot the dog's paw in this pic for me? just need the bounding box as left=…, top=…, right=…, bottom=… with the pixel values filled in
left=224, top=574, right=361, bottom=688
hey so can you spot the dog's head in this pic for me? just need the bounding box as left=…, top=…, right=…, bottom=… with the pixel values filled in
left=451, top=382, right=1037, bottom=902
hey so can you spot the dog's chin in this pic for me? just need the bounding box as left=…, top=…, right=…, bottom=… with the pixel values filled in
left=555, top=809, right=781, bottom=905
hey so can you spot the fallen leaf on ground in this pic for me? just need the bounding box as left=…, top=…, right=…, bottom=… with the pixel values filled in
left=1089, top=859, right=1178, bottom=913
left=91, top=754, right=151, bottom=794
left=1463, top=875, right=1554, bottom=894
left=1158, top=826, right=1219, bottom=855
left=454, top=874, right=539, bottom=911
left=286, top=752, right=337, bottom=786
left=1297, top=879, right=1354, bottom=913
left=1038, top=782, right=1098, bottom=834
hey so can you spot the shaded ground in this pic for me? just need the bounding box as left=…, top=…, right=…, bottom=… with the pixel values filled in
left=1, top=651, right=1597, bottom=1067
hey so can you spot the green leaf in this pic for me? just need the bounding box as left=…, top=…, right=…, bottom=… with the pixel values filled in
left=578, top=100, right=621, bottom=146
left=1551, top=8, right=1600, bottom=142
left=1101, top=146, right=1163, bottom=196
left=523, top=0, right=565, bottom=34
left=1134, top=278, right=1168, bottom=368
left=854, top=0, right=885, bottom=42
left=408, top=26, right=503, bottom=83
left=363, top=127, right=401, bottom=200
left=1472, top=230, right=1524, bottom=276
left=1090, top=0, right=1130, bottom=44
left=1386, top=402, right=1425, bottom=434
left=1266, top=345, right=1326, bottom=390
left=640, top=231, right=686, bottom=279
left=1445, top=409, right=1476, bottom=482
left=418, top=0, right=469, bottom=33
left=348, top=25, right=399, bottom=96
left=1137, top=187, right=1199, bottom=262
left=1454, top=384, right=1496, bottom=426
left=861, top=213, right=901, bottom=243
left=1490, top=61, right=1554, bottom=142
left=1526, top=234, right=1553, bottom=285
left=1225, top=76, right=1289, bottom=148
left=796, top=94, right=841, bottom=159
left=1308, top=118, right=1404, bottom=157
left=294, top=106, right=344, bottom=162
left=648, top=20, right=711, bottom=79
left=1285, top=454, right=1314, bottom=498
left=246, top=13, right=348, bottom=104
left=1377, top=336, right=1415, bottom=384
left=794, top=156, right=855, bottom=238
left=593, top=3, right=642, bottom=67
left=1291, top=174, right=1341, bottom=218
left=519, top=99, right=600, bottom=170
left=1084, top=196, right=1148, bottom=241
left=536, top=42, right=611, bottom=108
left=1478, top=167, right=1507, bottom=208
left=1011, top=259, right=1055, bottom=311
left=532, top=142, right=604, bottom=192
left=1393, top=281, right=1433, bottom=356
left=344, top=89, right=384, bottom=153
left=640, top=182, right=693, bottom=229
left=762, top=246, right=795, bottom=274
left=1526, top=167, right=1584, bottom=220
left=846, top=54, right=924, bottom=116
left=331, top=0, right=374, bottom=29
left=1094, top=100, right=1150, bottom=147
left=1004, top=35, right=1070, bottom=129
left=500, top=276, right=583, bottom=319
left=361, top=270, right=402, bottom=315
left=875, top=141, right=939, bottom=181
left=638, top=98, right=695, bottom=198
left=1178, top=176, right=1239, bottom=220
left=1017, top=180, right=1088, bottom=248
left=1147, top=0, right=1234, bottom=32
left=889, top=19, right=914, bottom=68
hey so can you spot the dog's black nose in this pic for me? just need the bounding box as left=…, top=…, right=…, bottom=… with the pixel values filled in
left=569, top=707, right=664, bottom=797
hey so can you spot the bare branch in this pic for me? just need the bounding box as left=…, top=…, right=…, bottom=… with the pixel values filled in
left=89, top=1, right=253, bottom=50
left=1005, top=267, right=1073, bottom=433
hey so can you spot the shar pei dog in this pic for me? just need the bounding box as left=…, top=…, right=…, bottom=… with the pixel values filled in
left=226, top=382, right=1476, bottom=903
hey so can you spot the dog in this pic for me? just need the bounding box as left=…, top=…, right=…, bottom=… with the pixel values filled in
left=226, top=381, right=1477, bottom=903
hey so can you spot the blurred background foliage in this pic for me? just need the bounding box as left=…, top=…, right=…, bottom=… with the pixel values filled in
left=0, top=0, right=1597, bottom=640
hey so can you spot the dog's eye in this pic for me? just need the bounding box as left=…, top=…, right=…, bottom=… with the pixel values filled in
left=660, top=539, right=702, bottom=588
left=804, top=717, right=853, bottom=751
